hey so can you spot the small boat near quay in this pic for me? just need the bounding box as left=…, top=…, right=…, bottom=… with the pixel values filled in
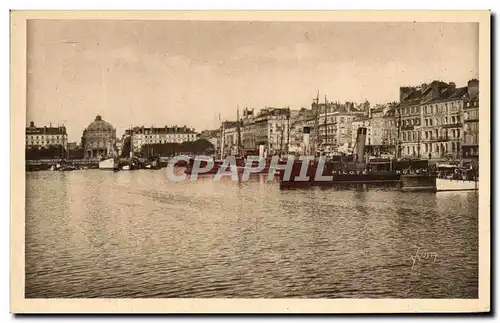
left=436, top=178, right=478, bottom=191
left=99, top=157, right=120, bottom=171
left=435, top=164, right=478, bottom=192
left=400, top=173, right=436, bottom=192
left=50, top=161, right=78, bottom=172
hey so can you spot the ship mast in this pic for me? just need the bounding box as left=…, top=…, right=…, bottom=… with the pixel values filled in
left=324, top=95, right=328, bottom=149
left=314, top=90, right=320, bottom=154
left=236, top=106, right=241, bottom=156
left=220, top=119, right=225, bottom=160
left=396, top=108, right=401, bottom=159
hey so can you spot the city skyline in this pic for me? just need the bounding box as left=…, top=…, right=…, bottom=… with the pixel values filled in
left=27, top=20, right=478, bottom=141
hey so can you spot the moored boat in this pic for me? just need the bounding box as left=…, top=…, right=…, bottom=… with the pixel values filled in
left=435, top=164, right=478, bottom=191
left=400, top=173, right=436, bottom=192
left=436, top=177, right=478, bottom=191
left=99, top=157, right=119, bottom=171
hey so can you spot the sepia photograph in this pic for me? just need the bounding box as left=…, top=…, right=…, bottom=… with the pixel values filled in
left=10, top=10, right=490, bottom=313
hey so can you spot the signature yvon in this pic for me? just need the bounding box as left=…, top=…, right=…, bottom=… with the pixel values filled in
left=410, top=246, right=438, bottom=270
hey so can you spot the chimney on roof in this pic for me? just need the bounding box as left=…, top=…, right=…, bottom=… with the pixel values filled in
left=399, top=87, right=414, bottom=102
left=29, top=121, right=34, bottom=128
left=467, top=79, right=479, bottom=99
left=430, top=81, right=440, bottom=97
left=449, top=82, right=456, bottom=92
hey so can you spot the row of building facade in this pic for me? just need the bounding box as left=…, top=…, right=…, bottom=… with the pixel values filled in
left=26, top=115, right=200, bottom=159
left=26, top=79, right=479, bottom=161
left=204, top=79, right=479, bottom=160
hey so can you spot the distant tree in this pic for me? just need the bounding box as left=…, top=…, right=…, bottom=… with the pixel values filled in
left=140, top=139, right=215, bottom=157
left=26, top=145, right=66, bottom=160
left=68, top=147, right=85, bottom=160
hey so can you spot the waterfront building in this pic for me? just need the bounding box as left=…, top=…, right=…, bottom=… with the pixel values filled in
left=315, top=100, right=364, bottom=151
left=26, top=121, right=68, bottom=151
left=351, top=104, right=398, bottom=156
left=241, top=107, right=290, bottom=156
left=222, top=120, right=241, bottom=156
left=241, top=108, right=257, bottom=152
left=420, top=82, right=466, bottom=159
left=288, top=107, right=316, bottom=154
left=125, top=125, right=198, bottom=152
left=462, top=79, right=479, bottom=161
left=396, top=85, right=424, bottom=158
left=396, top=80, right=478, bottom=160
left=381, top=104, right=398, bottom=155
left=81, top=115, right=117, bottom=159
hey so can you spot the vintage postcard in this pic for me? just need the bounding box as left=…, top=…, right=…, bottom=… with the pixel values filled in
left=11, top=10, right=490, bottom=313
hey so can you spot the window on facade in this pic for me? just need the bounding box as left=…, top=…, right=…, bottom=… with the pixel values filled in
left=340, top=117, right=345, bottom=123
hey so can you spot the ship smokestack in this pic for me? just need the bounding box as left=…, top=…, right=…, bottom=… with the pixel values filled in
left=356, top=127, right=367, bottom=163
left=303, top=126, right=311, bottom=155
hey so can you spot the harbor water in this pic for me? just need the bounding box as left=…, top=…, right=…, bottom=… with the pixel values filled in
left=25, top=169, right=478, bottom=298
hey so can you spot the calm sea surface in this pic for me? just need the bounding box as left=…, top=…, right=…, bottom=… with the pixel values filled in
left=25, top=169, right=478, bottom=298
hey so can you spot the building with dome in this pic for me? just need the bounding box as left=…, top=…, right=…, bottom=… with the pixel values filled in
left=81, top=115, right=117, bottom=159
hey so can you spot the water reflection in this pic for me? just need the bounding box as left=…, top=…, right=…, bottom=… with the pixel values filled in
left=26, top=170, right=478, bottom=298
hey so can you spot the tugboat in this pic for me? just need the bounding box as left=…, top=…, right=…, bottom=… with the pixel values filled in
left=279, top=127, right=402, bottom=188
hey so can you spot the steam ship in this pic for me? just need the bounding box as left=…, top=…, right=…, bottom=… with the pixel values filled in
left=279, top=127, right=403, bottom=187
left=278, top=127, right=432, bottom=188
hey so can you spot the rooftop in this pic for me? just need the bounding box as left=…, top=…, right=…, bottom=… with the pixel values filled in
left=26, top=121, right=67, bottom=135
left=125, top=125, right=197, bottom=135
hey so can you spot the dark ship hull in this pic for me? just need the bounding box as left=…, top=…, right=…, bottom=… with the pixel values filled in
left=278, top=159, right=401, bottom=188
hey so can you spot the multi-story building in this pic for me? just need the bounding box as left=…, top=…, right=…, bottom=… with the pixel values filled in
left=125, top=125, right=198, bottom=152
left=420, top=82, right=466, bottom=159
left=288, top=107, right=316, bottom=154
left=81, top=115, right=117, bottom=159
left=462, top=79, right=479, bottom=160
left=381, top=104, right=398, bottom=151
left=396, top=85, right=425, bottom=158
left=26, top=121, right=68, bottom=151
left=396, top=80, right=478, bottom=160
left=222, top=120, right=242, bottom=156
left=316, top=101, right=364, bottom=150
left=241, top=107, right=290, bottom=156
left=241, top=108, right=257, bottom=152
left=350, top=103, right=397, bottom=156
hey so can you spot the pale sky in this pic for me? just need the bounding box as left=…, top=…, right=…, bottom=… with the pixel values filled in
left=26, top=20, right=478, bottom=142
